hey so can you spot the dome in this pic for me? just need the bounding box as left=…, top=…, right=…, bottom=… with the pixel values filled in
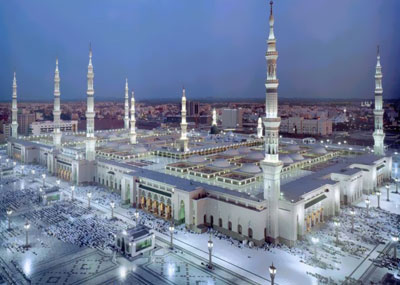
left=239, top=164, right=262, bottom=174
left=312, top=147, right=327, bottom=155
left=290, top=153, right=304, bottom=161
left=280, top=155, right=294, bottom=164
left=118, top=144, right=131, bottom=151
left=211, top=159, right=231, bottom=168
left=238, top=147, right=251, bottom=154
left=246, top=151, right=264, bottom=161
left=223, top=149, right=240, bottom=156
left=187, top=155, right=206, bottom=164
left=287, top=144, right=300, bottom=151
left=210, top=125, right=220, bottom=135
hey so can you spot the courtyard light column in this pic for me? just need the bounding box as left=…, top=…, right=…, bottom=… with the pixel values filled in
left=87, top=191, right=92, bottom=209
left=24, top=220, right=31, bottom=247
left=42, top=173, right=46, bottom=188
left=395, top=178, right=399, bottom=194
left=134, top=210, right=139, bottom=227
left=350, top=208, right=355, bottom=233
left=71, top=186, right=75, bottom=201
left=110, top=201, right=115, bottom=219
left=6, top=209, right=13, bottom=230
left=269, top=263, right=276, bottom=285
left=311, top=237, right=319, bottom=259
left=376, top=191, right=381, bottom=209
left=365, top=197, right=370, bottom=217
left=13, top=161, right=16, bottom=176
left=207, top=232, right=213, bottom=269
left=334, top=220, right=340, bottom=245
left=31, top=169, right=35, bottom=182
left=386, top=184, right=390, bottom=201
left=21, top=165, right=24, bottom=176
left=169, top=223, right=174, bottom=250
left=392, top=236, right=399, bottom=260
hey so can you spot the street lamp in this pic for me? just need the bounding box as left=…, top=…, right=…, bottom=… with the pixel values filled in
left=269, top=263, right=276, bottom=285
left=21, top=165, right=25, bottom=176
left=392, top=236, right=399, bottom=259
left=31, top=169, right=35, bottom=182
left=207, top=232, right=213, bottom=269
left=70, top=185, right=75, bottom=201
left=56, top=179, right=60, bottom=186
left=42, top=173, right=46, bottom=188
left=169, top=223, right=174, bottom=250
left=376, top=191, right=381, bottom=209
left=24, top=220, right=31, bottom=247
left=365, top=197, right=370, bottom=217
left=134, top=210, right=139, bottom=226
left=39, top=187, right=43, bottom=203
left=334, top=220, right=340, bottom=245
left=87, top=191, right=92, bottom=209
left=386, top=184, right=390, bottom=201
left=311, top=237, right=319, bottom=259
left=110, top=201, right=115, bottom=219
left=6, top=209, right=13, bottom=230
left=395, top=178, right=399, bottom=194
left=350, top=208, right=355, bottom=233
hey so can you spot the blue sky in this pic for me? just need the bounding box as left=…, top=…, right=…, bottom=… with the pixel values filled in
left=0, top=0, right=399, bottom=101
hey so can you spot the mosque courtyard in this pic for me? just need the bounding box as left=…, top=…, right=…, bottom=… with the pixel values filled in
left=1, top=152, right=399, bottom=285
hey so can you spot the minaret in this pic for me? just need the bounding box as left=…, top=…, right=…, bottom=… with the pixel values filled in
left=85, top=45, right=96, bottom=161
left=11, top=72, right=18, bottom=138
left=130, top=91, right=137, bottom=144
left=260, top=1, right=283, bottom=244
left=373, top=45, right=385, bottom=155
left=124, top=78, right=130, bottom=130
left=257, top=117, right=263, bottom=138
left=179, top=87, right=189, bottom=152
left=53, top=58, right=62, bottom=148
left=212, top=108, right=217, bottom=126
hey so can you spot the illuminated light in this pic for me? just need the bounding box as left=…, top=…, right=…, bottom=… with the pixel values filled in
left=119, top=266, right=127, bottom=280
left=23, top=259, right=32, bottom=276
left=167, top=263, right=175, bottom=277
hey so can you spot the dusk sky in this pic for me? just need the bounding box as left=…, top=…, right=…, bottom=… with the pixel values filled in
left=0, top=0, right=399, bottom=102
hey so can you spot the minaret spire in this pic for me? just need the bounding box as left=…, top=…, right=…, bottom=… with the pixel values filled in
left=212, top=108, right=217, bottom=127
left=179, top=86, right=189, bottom=152
left=53, top=58, right=62, bottom=148
left=11, top=72, right=18, bottom=138
left=373, top=45, right=385, bottom=155
left=85, top=44, right=96, bottom=161
left=260, top=0, right=282, bottom=244
left=257, top=117, right=263, bottom=138
left=124, top=78, right=130, bottom=130
left=130, top=90, right=137, bottom=144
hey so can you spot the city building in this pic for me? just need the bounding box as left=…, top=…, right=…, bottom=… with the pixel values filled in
left=30, top=120, right=78, bottom=136
left=18, top=112, right=36, bottom=135
left=221, top=108, right=243, bottom=129
left=280, top=117, right=333, bottom=136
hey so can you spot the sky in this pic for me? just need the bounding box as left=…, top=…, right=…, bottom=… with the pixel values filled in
left=0, top=0, right=399, bottom=102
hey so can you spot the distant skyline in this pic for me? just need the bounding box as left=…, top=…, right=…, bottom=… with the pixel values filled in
left=0, top=0, right=399, bottom=102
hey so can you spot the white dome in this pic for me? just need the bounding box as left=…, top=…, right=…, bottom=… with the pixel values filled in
left=239, top=164, right=262, bottom=174
left=287, top=144, right=300, bottom=151
left=187, top=155, right=206, bottom=163
left=224, top=149, right=240, bottom=156
left=280, top=155, right=294, bottom=164
left=290, top=153, right=304, bottom=161
left=133, top=145, right=148, bottom=153
left=212, top=159, right=231, bottom=168
left=312, top=147, right=327, bottom=155
left=238, top=147, right=251, bottom=154
left=246, top=151, right=264, bottom=160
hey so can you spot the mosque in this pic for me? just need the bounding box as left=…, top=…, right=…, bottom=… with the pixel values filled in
left=6, top=2, right=392, bottom=246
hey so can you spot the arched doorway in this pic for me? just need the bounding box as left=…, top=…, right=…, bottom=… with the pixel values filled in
left=178, top=200, right=185, bottom=224
left=228, top=221, right=232, bottom=231
left=218, top=218, right=222, bottom=228
left=203, top=214, right=207, bottom=225
left=210, top=215, right=214, bottom=228
left=238, top=224, right=242, bottom=235
left=248, top=228, right=253, bottom=239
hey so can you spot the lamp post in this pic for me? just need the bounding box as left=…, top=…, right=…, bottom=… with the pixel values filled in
left=110, top=201, right=115, bottom=219
left=334, top=220, right=340, bottom=245
left=56, top=179, right=60, bottom=187
left=87, top=191, right=92, bottom=209
left=350, top=208, right=355, bottom=233
left=71, top=186, right=75, bottom=201
left=365, top=197, right=370, bottom=217
left=6, top=209, right=13, bottom=230
left=134, top=210, right=139, bottom=227
left=392, top=236, right=399, bottom=260
left=31, top=169, right=35, bottom=182
left=21, top=165, right=25, bottom=176
left=269, top=263, right=276, bottom=285
left=311, top=237, right=319, bottom=259
left=39, top=187, right=43, bottom=203
left=42, top=173, right=46, bottom=188
left=13, top=161, right=16, bottom=176
left=169, top=223, right=174, bottom=250
left=24, top=220, right=31, bottom=247
left=207, top=232, right=213, bottom=269
left=376, top=191, right=381, bottom=209
left=395, top=178, right=399, bottom=194
left=386, top=184, right=390, bottom=201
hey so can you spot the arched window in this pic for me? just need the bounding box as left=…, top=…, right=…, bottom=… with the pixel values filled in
left=238, top=224, right=242, bottom=235
left=228, top=221, right=232, bottom=231
left=248, top=228, right=253, bottom=239
left=204, top=214, right=207, bottom=224
left=218, top=218, right=223, bottom=228
left=210, top=215, right=214, bottom=228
